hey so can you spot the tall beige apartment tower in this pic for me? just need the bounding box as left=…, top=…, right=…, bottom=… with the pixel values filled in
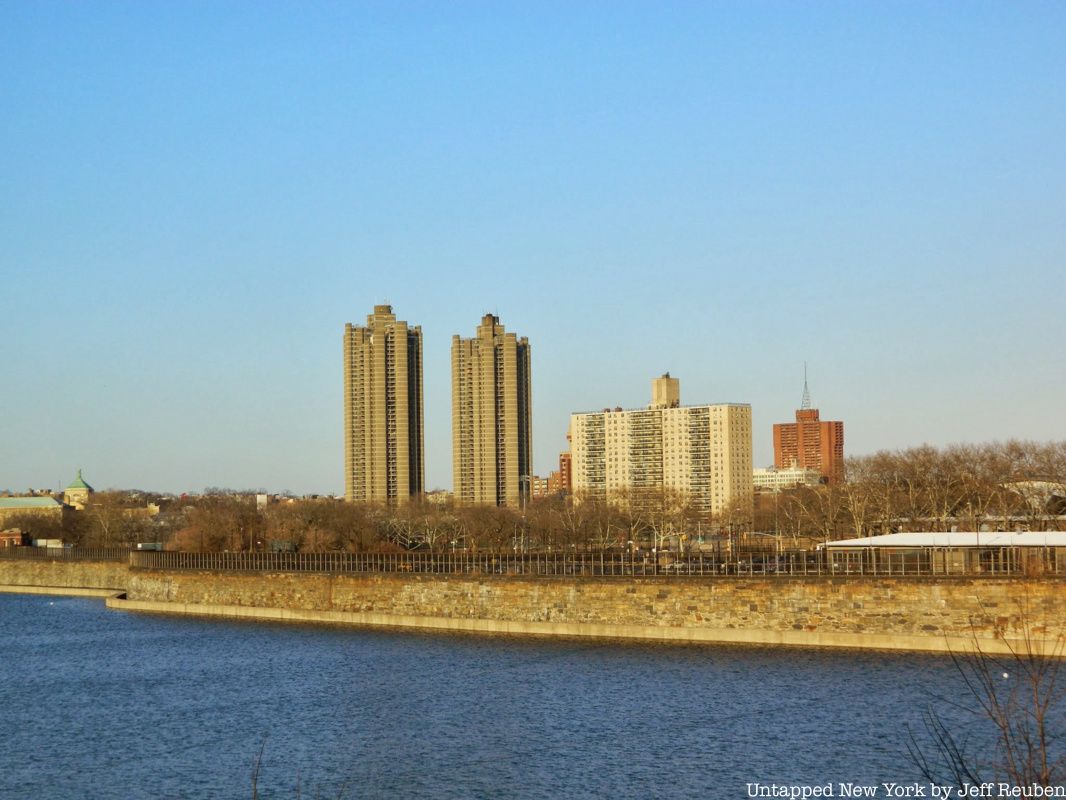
left=343, top=305, right=424, bottom=504
left=451, top=314, right=532, bottom=506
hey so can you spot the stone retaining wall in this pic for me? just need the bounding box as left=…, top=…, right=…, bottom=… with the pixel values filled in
left=4, top=558, right=1062, bottom=653
left=0, top=559, right=127, bottom=593
left=120, top=569, right=1066, bottom=654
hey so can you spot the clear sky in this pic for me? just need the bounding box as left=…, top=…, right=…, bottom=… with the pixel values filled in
left=2, top=2, right=1064, bottom=495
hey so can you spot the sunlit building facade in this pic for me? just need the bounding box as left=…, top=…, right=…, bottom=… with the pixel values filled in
left=570, top=376, right=753, bottom=516
left=343, top=305, right=424, bottom=504
left=773, top=375, right=844, bottom=484
left=451, top=314, right=532, bottom=507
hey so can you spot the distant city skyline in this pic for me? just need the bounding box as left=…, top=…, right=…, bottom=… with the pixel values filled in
left=3, top=3, right=1064, bottom=494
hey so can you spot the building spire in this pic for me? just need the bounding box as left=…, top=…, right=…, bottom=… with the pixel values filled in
left=801, top=362, right=811, bottom=410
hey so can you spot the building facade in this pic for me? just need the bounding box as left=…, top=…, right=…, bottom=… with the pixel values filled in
left=753, top=463, right=824, bottom=492
left=651, top=372, right=680, bottom=409
left=772, top=377, right=844, bottom=484
left=343, top=305, right=425, bottom=504
left=451, top=314, right=532, bottom=506
left=0, top=497, right=64, bottom=528
left=529, top=476, right=550, bottom=499
left=547, top=451, right=572, bottom=496
left=570, top=376, right=753, bottom=516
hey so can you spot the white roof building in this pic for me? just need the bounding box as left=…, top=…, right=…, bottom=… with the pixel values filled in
left=822, top=531, right=1066, bottom=575
left=823, top=531, right=1066, bottom=549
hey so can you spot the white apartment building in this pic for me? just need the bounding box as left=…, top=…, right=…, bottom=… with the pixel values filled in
left=753, top=463, right=824, bottom=492
left=570, top=375, right=753, bottom=516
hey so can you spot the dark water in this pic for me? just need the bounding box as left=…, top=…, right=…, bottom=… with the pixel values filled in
left=0, top=594, right=972, bottom=799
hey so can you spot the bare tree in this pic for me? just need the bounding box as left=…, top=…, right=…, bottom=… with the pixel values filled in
left=908, top=599, right=1066, bottom=787
left=841, top=457, right=879, bottom=539
left=455, top=504, right=517, bottom=552
left=585, top=498, right=624, bottom=551
left=170, top=495, right=263, bottom=551
left=793, top=483, right=844, bottom=543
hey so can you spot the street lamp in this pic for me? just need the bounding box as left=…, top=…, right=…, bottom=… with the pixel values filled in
left=517, top=475, right=532, bottom=554
left=519, top=475, right=531, bottom=512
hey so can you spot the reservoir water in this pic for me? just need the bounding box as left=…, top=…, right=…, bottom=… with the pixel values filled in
left=0, top=593, right=971, bottom=799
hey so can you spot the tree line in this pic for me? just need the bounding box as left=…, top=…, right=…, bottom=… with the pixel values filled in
left=4, top=440, right=1063, bottom=552
left=760, top=440, right=1066, bottom=546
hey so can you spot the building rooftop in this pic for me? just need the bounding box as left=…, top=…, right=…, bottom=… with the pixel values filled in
left=573, top=402, right=751, bottom=416
left=66, top=469, right=93, bottom=491
left=572, top=374, right=751, bottom=416
left=824, top=531, right=1066, bottom=549
left=0, top=497, right=62, bottom=510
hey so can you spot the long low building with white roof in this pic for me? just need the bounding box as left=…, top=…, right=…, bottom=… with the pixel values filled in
left=821, top=531, right=1066, bottom=575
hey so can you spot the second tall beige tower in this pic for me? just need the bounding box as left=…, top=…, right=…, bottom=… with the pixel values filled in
left=452, top=314, right=532, bottom=506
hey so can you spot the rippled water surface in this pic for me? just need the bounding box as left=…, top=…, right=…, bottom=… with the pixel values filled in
left=0, top=593, right=970, bottom=799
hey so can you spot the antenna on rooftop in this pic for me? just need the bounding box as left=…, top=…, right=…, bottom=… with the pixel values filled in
left=801, top=362, right=812, bottom=410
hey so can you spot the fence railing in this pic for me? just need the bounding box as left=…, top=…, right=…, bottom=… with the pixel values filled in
left=0, top=546, right=133, bottom=562
left=127, top=549, right=1065, bottom=578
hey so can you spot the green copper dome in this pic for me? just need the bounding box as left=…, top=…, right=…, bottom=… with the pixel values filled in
left=66, top=469, right=94, bottom=492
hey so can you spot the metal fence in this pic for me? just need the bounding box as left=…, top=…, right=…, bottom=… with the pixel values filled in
left=127, top=549, right=1065, bottom=578
left=0, top=546, right=133, bottom=562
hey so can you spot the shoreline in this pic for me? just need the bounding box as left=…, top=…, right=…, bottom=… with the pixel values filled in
left=3, top=563, right=1063, bottom=657
left=0, top=584, right=120, bottom=598
left=102, top=592, right=1043, bottom=656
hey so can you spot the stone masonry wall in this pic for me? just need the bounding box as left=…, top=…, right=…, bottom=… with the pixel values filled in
left=126, top=569, right=1066, bottom=646
left=0, top=559, right=128, bottom=592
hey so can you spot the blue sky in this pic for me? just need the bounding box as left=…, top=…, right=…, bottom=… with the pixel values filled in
left=2, top=2, right=1064, bottom=494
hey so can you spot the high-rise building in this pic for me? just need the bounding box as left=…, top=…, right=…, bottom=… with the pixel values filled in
left=772, top=371, right=844, bottom=484
left=570, top=376, right=753, bottom=516
left=451, top=314, right=532, bottom=506
left=343, top=305, right=424, bottom=504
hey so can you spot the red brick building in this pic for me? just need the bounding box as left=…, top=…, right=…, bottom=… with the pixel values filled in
left=0, top=529, right=26, bottom=547
left=547, top=452, right=572, bottom=495
left=773, top=377, right=844, bottom=484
